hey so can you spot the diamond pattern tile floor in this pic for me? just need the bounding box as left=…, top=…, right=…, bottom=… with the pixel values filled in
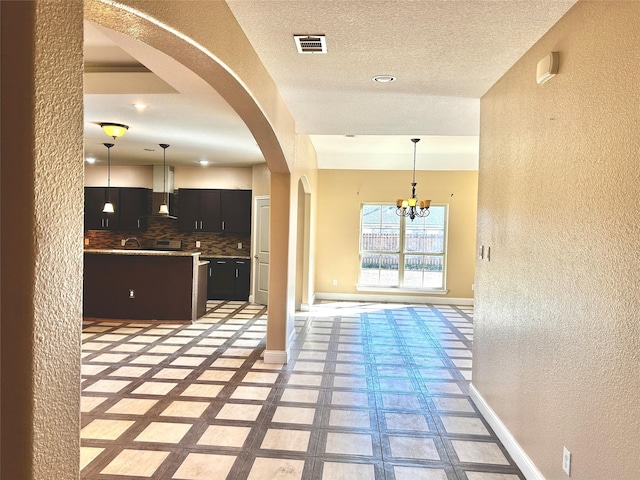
left=81, top=301, right=524, bottom=479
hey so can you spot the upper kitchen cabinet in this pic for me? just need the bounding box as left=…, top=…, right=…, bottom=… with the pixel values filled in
left=84, top=187, right=120, bottom=230
left=119, top=188, right=149, bottom=230
left=178, top=188, right=221, bottom=232
left=178, top=188, right=252, bottom=234
left=84, top=187, right=149, bottom=231
left=220, top=190, right=252, bottom=234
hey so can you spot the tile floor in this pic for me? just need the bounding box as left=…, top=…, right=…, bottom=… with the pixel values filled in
left=81, top=301, right=524, bottom=480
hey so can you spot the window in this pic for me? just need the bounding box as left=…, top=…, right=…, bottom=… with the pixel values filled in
left=359, top=204, right=448, bottom=290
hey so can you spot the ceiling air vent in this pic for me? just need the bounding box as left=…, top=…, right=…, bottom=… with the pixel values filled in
left=294, top=35, right=327, bottom=54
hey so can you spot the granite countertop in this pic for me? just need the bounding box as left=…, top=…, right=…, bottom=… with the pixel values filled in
left=199, top=254, right=251, bottom=260
left=84, top=248, right=201, bottom=257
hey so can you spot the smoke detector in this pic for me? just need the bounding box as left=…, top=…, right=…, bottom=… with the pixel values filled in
left=294, top=35, right=327, bottom=54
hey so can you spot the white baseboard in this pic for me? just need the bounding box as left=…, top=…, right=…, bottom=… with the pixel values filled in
left=248, top=294, right=254, bottom=303
left=315, top=291, right=474, bottom=306
left=263, top=349, right=288, bottom=364
left=469, top=384, right=545, bottom=480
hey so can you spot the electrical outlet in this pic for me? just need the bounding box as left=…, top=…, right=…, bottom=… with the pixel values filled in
left=562, top=447, right=571, bottom=476
left=238, top=242, right=242, bottom=249
left=195, top=241, right=201, bottom=248
left=332, top=279, right=338, bottom=286
left=128, top=289, right=135, bottom=299
left=84, top=238, right=90, bottom=246
left=121, top=239, right=126, bottom=246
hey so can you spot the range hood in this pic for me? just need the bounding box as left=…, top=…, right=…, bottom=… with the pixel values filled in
left=150, top=164, right=177, bottom=219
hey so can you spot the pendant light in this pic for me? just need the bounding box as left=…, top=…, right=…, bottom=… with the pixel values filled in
left=98, top=122, right=129, bottom=213
left=396, top=138, right=431, bottom=221
left=102, top=142, right=115, bottom=213
left=159, top=144, right=170, bottom=215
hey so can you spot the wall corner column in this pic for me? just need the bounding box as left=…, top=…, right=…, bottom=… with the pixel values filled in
left=1, top=1, right=84, bottom=478
left=265, top=172, right=292, bottom=363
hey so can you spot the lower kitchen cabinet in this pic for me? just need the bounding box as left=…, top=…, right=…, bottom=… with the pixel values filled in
left=205, top=257, right=250, bottom=301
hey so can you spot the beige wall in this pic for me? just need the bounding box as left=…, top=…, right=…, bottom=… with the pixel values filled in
left=316, top=169, right=477, bottom=300
left=475, top=2, right=640, bottom=478
left=251, top=163, right=270, bottom=197
left=85, top=164, right=257, bottom=190
left=174, top=166, right=252, bottom=189
left=85, top=164, right=153, bottom=188
left=1, top=1, right=84, bottom=477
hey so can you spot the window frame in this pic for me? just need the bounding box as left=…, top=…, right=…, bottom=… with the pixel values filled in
left=357, top=202, right=449, bottom=293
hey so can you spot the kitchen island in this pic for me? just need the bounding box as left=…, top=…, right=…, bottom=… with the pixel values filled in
left=84, top=249, right=208, bottom=321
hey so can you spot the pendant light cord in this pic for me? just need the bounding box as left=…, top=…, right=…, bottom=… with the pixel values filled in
left=104, top=142, right=114, bottom=201
left=160, top=144, right=170, bottom=205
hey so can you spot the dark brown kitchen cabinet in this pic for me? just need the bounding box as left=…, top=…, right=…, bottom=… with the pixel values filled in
left=178, top=188, right=251, bottom=233
left=178, top=188, right=221, bottom=232
left=84, top=187, right=149, bottom=231
left=84, top=187, right=120, bottom=230
left=204, top=257, right=251, bottom=300
left=233, top=259, right=251, bottom=299
left=220, top=190, right=252, bottom=234
left=119, top=188, right=148, bottom=230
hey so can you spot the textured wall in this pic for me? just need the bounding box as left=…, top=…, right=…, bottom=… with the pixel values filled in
left=475, top=2, right=640, bottom=478
left=316, top=169, right=478, bottom=299
left=1, top=1, right=84, bottom=478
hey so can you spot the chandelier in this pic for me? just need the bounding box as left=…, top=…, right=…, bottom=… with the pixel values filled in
left=396, top=138, right=430, bottom=220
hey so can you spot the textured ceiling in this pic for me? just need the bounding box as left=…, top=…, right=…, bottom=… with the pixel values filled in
left=84, top=1, right=577, bottom=170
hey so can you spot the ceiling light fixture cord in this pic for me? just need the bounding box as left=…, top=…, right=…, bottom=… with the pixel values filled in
left=103, top=142, right=114, bottom=211
left=159, top=144, right=170, bottom=214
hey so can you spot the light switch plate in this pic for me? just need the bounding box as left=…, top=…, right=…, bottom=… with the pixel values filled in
left=196, top=241, right=201, bottom=248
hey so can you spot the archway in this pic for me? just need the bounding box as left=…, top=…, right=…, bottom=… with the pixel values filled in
left=295, top=176, right=312, bottom=311
left=84, top=0, right=293, bottom=358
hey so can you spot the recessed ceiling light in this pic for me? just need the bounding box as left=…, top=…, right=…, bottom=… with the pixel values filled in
left=346, top=134, right=355, bottom=138
left=133, top=103, right=147, bottom=110
left=85, top=157, right=96, bottom=164
left=199, top=160, right=209, bottom=166
left=144, top=148, right=155, bottom=152
left=372, top=75, right=396, bottom=83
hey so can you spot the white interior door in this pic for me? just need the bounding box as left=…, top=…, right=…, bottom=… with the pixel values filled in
left=254, top=197, right=270, bottom=305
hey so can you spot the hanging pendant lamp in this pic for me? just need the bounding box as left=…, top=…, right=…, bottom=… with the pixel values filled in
left=102, top=142, right=115, bottom=213
left=159, top=144, right=170, bottom=215
left=396, top=138, right=431, bottom=221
